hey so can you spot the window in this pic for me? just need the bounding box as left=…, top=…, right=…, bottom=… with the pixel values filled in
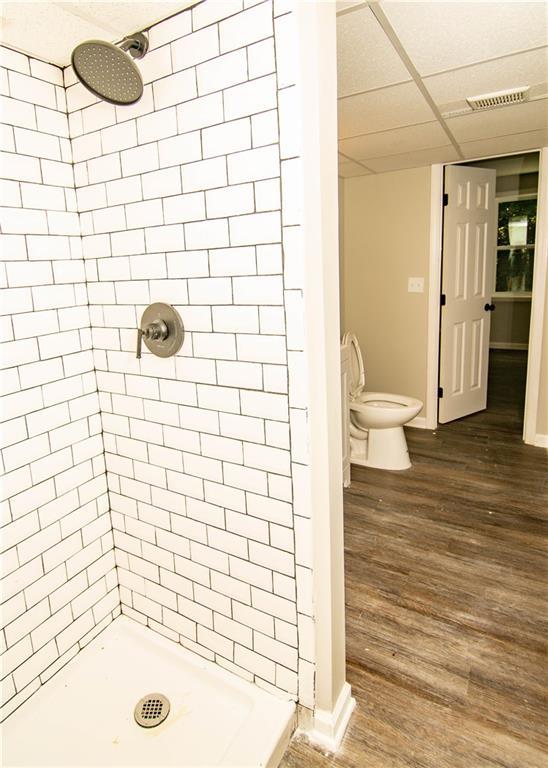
left=494, top=196, right=536, bottom=296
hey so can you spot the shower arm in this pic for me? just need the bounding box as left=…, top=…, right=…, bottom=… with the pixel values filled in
left=118, top=32, right=148, bottom=60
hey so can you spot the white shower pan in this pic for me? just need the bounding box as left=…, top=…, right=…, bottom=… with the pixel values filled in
left=2, top=616, right=295, bottom=767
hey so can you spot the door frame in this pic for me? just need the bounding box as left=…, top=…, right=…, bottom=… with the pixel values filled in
left=426, top=148, right=548, bottom=445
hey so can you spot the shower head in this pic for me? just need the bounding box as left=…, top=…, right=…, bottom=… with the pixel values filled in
left=71, top=32, right=148, bottom=106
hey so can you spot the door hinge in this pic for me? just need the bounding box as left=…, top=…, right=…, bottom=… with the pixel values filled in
left=440, top=293, right=446, bottom=306
left=438, top=386, right=444, bottom=398
left=443, top=193, right=449, bottom=206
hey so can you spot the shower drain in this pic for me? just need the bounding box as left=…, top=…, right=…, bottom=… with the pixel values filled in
left=134, top=693, right=170, bottom=728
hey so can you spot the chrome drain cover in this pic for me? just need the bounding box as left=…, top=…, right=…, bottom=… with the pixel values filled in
left=134, top=693, right=170, bottom=728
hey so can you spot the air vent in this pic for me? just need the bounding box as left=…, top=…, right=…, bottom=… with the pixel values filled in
left=466, top=87, right=530, bottom=111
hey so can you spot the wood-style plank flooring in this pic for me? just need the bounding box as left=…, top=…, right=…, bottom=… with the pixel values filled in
left=281, top=351, right=548, bottom=768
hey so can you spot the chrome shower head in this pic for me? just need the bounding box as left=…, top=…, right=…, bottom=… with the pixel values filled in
left=71, top=32, right=148, bottom=106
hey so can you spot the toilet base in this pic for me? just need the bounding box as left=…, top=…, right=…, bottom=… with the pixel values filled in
left=350, top=426, right=411, bottom=471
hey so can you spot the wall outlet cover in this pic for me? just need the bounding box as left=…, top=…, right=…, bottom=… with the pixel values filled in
left=408, top=277, right=424, bottom=293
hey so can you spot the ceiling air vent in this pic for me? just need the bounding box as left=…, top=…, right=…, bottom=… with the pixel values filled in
left=466, top=87, right=530, bottom=111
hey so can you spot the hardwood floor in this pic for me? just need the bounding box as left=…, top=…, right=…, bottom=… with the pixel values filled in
left=281, top=351, right=548, bottom=768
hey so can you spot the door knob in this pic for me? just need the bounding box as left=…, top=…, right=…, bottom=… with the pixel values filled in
left=136, top=302, right=184, bottom=359
left=484, top=303, right=496, bottom=312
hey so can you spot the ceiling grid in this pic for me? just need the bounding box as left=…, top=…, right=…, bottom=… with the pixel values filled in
left=337, top=0, right=548, bottom=176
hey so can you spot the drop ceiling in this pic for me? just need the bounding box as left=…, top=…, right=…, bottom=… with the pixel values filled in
left=337, top=1, right=548, bottom=177
left=0, top=1, right=546, bottom=175
left=0, top=2, right=192, bottom=66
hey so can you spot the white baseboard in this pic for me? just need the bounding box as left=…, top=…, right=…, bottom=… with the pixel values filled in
left=408, top=415, right=428, bottom=429
left=489, top=342, right=528, bottom=350
left=305, top=682, right=356, bottom=752
left=534, top=433, right=548, bottom=448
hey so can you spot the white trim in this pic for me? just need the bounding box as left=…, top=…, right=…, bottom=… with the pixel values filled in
left=451, top=147, right=541, bottom=164
left=489, top=342, right=528, bottom=350
left=428, top=149, right=547, bottom=445
left=408, top=415, right=428, bottom=429
left=308, top=682, right=356, bottom=752
left=534, top=433, right=548, bottom=448
left=295, top=0, right=352, bottom=746
left=523, top=148, right=548, bottom=445
left=425, top=163, right=444, bottom=430
left=493, top=293, right=532, bottom=301
left=497, top=192, right=537, bottom=203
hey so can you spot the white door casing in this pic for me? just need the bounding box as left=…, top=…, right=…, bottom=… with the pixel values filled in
left=439, top=165, right=497, bottom=423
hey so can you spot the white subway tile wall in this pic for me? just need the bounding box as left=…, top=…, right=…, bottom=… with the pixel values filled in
left=0, top=47, right=118, bottom=722
left=1, top=0, right=313, bottom=714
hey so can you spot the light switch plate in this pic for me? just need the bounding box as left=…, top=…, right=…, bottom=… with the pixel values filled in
left=408, top=277, right=424, bottom=293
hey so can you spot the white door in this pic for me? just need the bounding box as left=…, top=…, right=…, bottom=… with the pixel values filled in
left=439, top=165, right=497, bottom=424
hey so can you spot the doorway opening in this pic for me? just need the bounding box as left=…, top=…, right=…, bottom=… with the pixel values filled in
left=427, top=149, right=547, bottom=446
left=438, top=151, right=540, bottom=435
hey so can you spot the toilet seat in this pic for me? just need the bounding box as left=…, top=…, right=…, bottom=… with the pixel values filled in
left=342, top=332, right=421, bottom=410
left=342, top=331, right=364, bottom=396
left=353, top=390, right=423, bottom=410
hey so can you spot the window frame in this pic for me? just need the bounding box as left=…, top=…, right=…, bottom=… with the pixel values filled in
left=494, top=192, right=537, bottom=299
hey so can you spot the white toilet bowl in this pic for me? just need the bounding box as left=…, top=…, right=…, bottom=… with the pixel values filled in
left=342, top=333, right=423, bottom=471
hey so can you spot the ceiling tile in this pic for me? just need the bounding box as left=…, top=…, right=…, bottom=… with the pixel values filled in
left=424, top=48, right=548, bottom=111
left=365, top=145, right=459, bottom=174
left=459, top=129, right=548, bottom=160
left=337, top=5, right=411, bottom=98
left=0, top=4, right=112, bottom=65
left=338, top=121, right=450, bottom=160
left=0, top=2, right=187, bottom=66
left=446, top=98, right=548, bottom=143
left=338, top=81, right=436, bottom=139
left=338, top=161, right=372, bottom=178
left=382, top=2, right=548, bottom=77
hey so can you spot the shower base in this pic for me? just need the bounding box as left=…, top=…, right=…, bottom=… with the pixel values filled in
left=2, top=615, right=295, bottom=767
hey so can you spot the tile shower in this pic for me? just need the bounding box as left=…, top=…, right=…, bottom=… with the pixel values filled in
left=0, top=0, right=315, bottom=751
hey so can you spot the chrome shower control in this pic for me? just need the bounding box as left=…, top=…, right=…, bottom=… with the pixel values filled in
left=136, top=303, right=184, bottom=359
left=136, top=320, right=168, bottom=358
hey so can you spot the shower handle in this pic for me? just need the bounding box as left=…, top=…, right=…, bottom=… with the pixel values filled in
left=136, top=320, right=169, bottom=359
left=135, top=303, right=184, bottom=360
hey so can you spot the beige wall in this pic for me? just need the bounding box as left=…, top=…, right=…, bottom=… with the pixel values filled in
left=341, top=167, right=431, bottom=412
left=490, top=300, right=532, bottom=345
left=340, top=162, right=548, bottom=440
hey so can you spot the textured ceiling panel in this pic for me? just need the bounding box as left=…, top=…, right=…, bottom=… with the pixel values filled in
left=459, top=128, right=548, bottom=160
left=339, top=121, right=450, bottom=161
left=338, top=81, right=435, bottom=139
left=381, top=1, right=548, bottom=77
left=424, top=48, right=548, bottom=111
left=0, top=2, right=187, bottom=66
left=337, top=5, right=411, bottom=98
left=364, top=145, right=459, bottom=174
left=446, top=98, right=548, bottom=143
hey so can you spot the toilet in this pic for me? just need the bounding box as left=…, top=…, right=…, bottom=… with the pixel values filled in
left=342, top=332, right=423, bottom=471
